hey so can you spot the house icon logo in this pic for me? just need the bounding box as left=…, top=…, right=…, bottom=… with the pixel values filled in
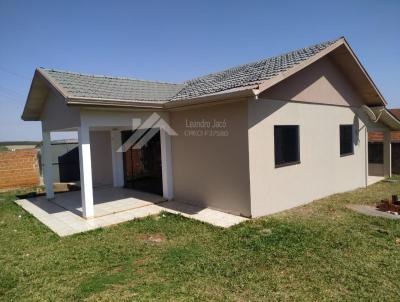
left=117, top=113, right=177, bottom=152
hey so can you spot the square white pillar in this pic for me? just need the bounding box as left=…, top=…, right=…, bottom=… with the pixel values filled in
left=384, top=130, right=392, bottom=178
left=160, top=128, right=174, bottom=199
left=78, top=125, right=94, bottom=218
left=110, top=130, right=124, bottom=187
left=41, top=130, right=54, bottom=199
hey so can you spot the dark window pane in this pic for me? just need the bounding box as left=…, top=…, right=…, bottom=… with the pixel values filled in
left=340, top=125, right=354, bottom=156
left=274, top=125, right=300, bottom=166
left=368, top=142, right=383, bottom=164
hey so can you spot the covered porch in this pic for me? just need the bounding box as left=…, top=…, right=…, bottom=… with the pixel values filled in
left=364, top=106, right=400, bottom=185
left=367, top=128, right=391, bottom=185
left=39, top=102, right=175, bottom=219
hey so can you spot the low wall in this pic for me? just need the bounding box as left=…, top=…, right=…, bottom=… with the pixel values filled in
left=0, top=149, right=40, bottom=190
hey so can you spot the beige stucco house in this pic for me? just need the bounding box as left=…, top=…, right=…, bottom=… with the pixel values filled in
left=22, top=37, right=400, bottom=219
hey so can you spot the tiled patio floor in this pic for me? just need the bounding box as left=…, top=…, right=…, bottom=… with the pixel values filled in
left=368, top=176, right=384, bottom=185
left=15, top=187, right=247, bottom=236
left=51, top=186, right=164, bottom=218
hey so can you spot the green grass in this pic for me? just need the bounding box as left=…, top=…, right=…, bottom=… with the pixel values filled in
left=1, top=180, right=400, bottom=301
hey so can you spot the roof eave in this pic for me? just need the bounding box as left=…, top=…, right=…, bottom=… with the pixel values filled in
left=68, top=86, right=258, bottom=110
left=21, top=69, right=42, bottom=121
left=67, top=97, right=166, bottom=109
left=341, top=38, right=387, bottom=106
left=165, top=86, right=258, bottom=109
left=21, top=68, right=70, bottom=121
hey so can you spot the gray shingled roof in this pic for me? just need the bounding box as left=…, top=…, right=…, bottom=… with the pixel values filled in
left=40, top=68, right=185, bottom=102
left=172, top=39, right=338, bottom=100
left=40, top=38, right=339, bottom=103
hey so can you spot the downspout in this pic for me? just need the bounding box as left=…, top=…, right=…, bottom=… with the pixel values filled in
left=361, top=105, right=384, bottom=123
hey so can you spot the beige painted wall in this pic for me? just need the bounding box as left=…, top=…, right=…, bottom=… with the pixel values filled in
left=40, top=91, right=80, bottom=131
left=170, top=101, right=251, bottom=217
left=90, top=131, right=113, bottom=186
left=248, top=99, right=368, bottom=217
left=262, top=56, right=364, bottom=107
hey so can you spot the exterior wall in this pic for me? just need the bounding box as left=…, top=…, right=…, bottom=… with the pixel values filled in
left=248, top=99, right=369, bottom=217
left=170, top=101, right=251, bottom=217
left=262, top=56, right=363, bottom=107
left=0, top=149, right=40, bottom=190
left=40, top=91, right=80, bottom=131
left=80, top=108, right=169, bottom=129
left=90, top=131, right=113, bottom=186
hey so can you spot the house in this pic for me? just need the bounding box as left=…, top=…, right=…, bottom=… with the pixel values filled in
left=21, top=37, right=400, bottom=219
left=368, top=109, right=400, bottom=175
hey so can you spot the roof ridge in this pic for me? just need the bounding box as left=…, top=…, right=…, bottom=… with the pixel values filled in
left=39, top=67, right=183, bottom=86
left=184, top=37, right=342, bottom=84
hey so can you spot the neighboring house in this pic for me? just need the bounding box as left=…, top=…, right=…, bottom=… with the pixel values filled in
left=21, top=37, right=400, bottom=219
left=368, top=110, right=400, bottom=175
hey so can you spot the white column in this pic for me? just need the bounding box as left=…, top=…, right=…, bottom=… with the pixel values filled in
left=41, top=130, right=54, bottom=199
left=160, top=128, right=173, bottom=199
left=384, top=130, right=392, bottom=178
left=110, top=130, right=124, bottom=187
left=78, top=125, right=94, bottom=218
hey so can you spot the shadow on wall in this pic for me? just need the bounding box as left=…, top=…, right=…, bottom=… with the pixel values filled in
left=353, top=114, right=361, bottom=146
left=248, top=98, right=287, bottom=129
left=58, top=147, right=80, bottom=182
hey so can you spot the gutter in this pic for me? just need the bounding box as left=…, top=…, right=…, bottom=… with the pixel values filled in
left=368, top=106, right=400, bottom=131
left=66, top=86, right=258, bottom=110
left=164, top=86, right=258, bottom=109
left=67, top=97, right=166, bottom=109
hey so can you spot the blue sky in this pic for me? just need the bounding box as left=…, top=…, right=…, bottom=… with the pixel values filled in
left=0, top=0, right=399, bottom=141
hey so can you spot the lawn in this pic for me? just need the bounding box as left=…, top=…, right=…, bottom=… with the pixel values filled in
left=1, top=180, right=400, bottom=301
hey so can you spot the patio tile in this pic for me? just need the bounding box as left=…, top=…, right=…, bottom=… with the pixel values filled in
left=15, top=187, right=247, bottom=236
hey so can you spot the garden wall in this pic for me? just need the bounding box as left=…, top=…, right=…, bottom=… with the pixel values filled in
left=0, top=149, right=40, bottom=190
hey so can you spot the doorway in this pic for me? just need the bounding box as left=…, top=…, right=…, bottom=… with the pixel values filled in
left=121, top=129, right=163, bottom=195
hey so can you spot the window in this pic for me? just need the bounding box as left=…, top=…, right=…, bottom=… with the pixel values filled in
left=274, top=125, right=300, bottom=167
left=368, top=142, right=383, bottom=164
left=340, top=125, right=354, bottom=156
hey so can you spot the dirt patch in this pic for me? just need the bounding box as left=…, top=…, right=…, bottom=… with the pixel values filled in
left=111, top=266, right=124, bottom=273
left=135, top=258, right=148, bottom=266
left=140, top=233, right=167, bottom=244
left=259, top=228, right=273, bottom=235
